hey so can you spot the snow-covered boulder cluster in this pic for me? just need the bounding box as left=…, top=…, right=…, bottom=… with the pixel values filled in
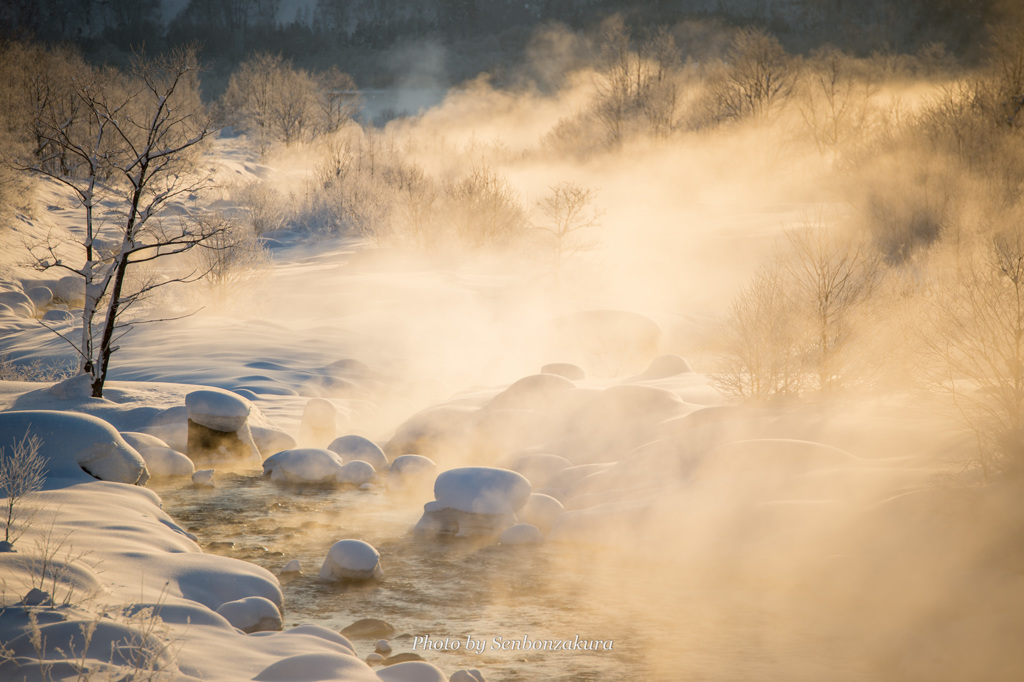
left=320, top=539, right=383, bottom=582
left=386, top=354, right=720, bottom=547
left=263, top=447, right=379, bottom=486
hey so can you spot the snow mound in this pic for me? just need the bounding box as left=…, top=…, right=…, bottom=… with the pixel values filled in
left=263, top=448, right=345, bottom=485
left=486, top=373, right=576, bottom=411
left=627, top=353, right=693, bottom=380
left=540, top=362, right=586, bottom=380
left=300, top=398, right=339, bottom=446
left=0, top=290, right=34, bottom=318
left=120, top=431, right=171, bottom=451
left=390, top=454, right=437, bottom=478
left=138, top=445, right=195, bottom=478
left=319, top=539, right=383, bottom=582
left=388, top=455, right=437, bottom=493
left=415, top=467, right=531, bottom=538
left=283, top=624, right=357, bottom=655
left=192, top=469, right=215, bottom=487
left=519, top=493, right=564, bottom=532
left=328, top=434, right=389, bottom=472
left=499, top=524, right=544, bottom=545
left=376, top=661, right=449, bottom=682
left=26, top=285, right=53, bottom=309
left=253, top=652, right=380, bottom=682
left=41, top=308, right=74, bottom=322
left=338, top=459, right=377, bottom=486
left=504, top=453, right=572, bottom=488
left=216, top=595, right=283, bottom=633
left=0, top=410, right=148, bottom=486
left=252, top=426, right=297, bottom=458
left=433, top=467, right=532, bottom=515
left=185, top=388, right=250, bottom=431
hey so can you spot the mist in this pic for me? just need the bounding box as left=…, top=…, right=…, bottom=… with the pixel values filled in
left=3, top=7, right=1024, bottom=682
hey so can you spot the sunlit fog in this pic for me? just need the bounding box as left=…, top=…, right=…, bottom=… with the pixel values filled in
left=2, top=2, right=1024, bottom=681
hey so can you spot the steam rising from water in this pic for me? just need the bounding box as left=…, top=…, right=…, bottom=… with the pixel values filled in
left=39, top=21, right=1024, bottom=680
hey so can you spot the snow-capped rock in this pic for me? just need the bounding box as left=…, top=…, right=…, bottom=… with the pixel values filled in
left=337, top=459, right=376, bottom=486
left=519, top=493, right=564, bottom=532
left=185, top=389, right=250, bottom=432
left=216, top=596, right=282, bottom=633
left=319, top=540, right=383, bottom=582
left=138, top=446, right=195, bottom=478
left=263, top=448, right=344, bottom=485
left=299, top=398, right=337, bottom=447
left=499, top=524, right=544, bottom=545
left=433, top=467, right=531, bottom=515
left=327, top=434, right=389, bottom=473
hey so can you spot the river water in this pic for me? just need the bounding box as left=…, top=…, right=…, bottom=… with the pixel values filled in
left=155, top=472, right=874, bottom=682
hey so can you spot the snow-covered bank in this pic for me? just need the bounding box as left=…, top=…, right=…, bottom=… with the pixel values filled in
left=0, top=388, right=463, bottom=681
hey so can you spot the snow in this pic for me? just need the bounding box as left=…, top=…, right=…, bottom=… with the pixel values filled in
left=519, top=493, right=564, bottom=532
left=263, top=447, right=341, bottom=483
left=137, top=445, right=195, bottom=477
left=499, top=523, right=544, bottom=544
left=503, top=453, right=572, bottom=487
left=26, top=285, right=53, bottom=309
left=486, top=372, right=576, bottom=411
left=185, top=388, right=251, bottom=431
left=328, top=434, right=390, bottom=473
left=0, top=410, right=148, bottom=485
left=390, top=454, right=438, bottom=478
left=338, top=459, right=377, bottom=485
left=376, top=661, right=449, bottom=682
left=0, top=131, right=992, bottom=681
left=192, top=468, right=215, bottom=487
left=319, top=539, right=384, bottom=581
left=252, top=653, right=381, bottom=682
left=431, top=467, right=532, bottom=515
left=216, top=595, right=284, bottom=633
left=300, top=398, right=340, bottom=446
left=540, top=362, right=586, bottom=380
left=389, top=454, right=438, bottom=493
left=0, top=290, right=34, bottom=318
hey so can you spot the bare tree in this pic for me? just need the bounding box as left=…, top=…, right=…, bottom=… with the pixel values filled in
left=926, top=229, right=1024, bottom=478
left=188, top=212, right=270, bottom=306
left=533, top=182, right=602, bottom=282
left=592, top=18, right=682, bottom=144
left=713, top=264, right=806, bottom=401
left=222, top=53, right=347, bottom=155
left=16, top=45, right=219, bottom=398
left=0, top=430, right=45, bottom=550
left=315, top=66, right=361, bottom=135
left=443, top=165, right=528, bottom=250
left=706, top=28, right=795, bottom=124
left=782, top=218, right=882, bottom=392
left=799, top=47, right=877, bottom=158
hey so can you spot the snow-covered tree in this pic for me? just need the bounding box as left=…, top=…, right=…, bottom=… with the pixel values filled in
left=17, top=45, right=220, bottom=398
